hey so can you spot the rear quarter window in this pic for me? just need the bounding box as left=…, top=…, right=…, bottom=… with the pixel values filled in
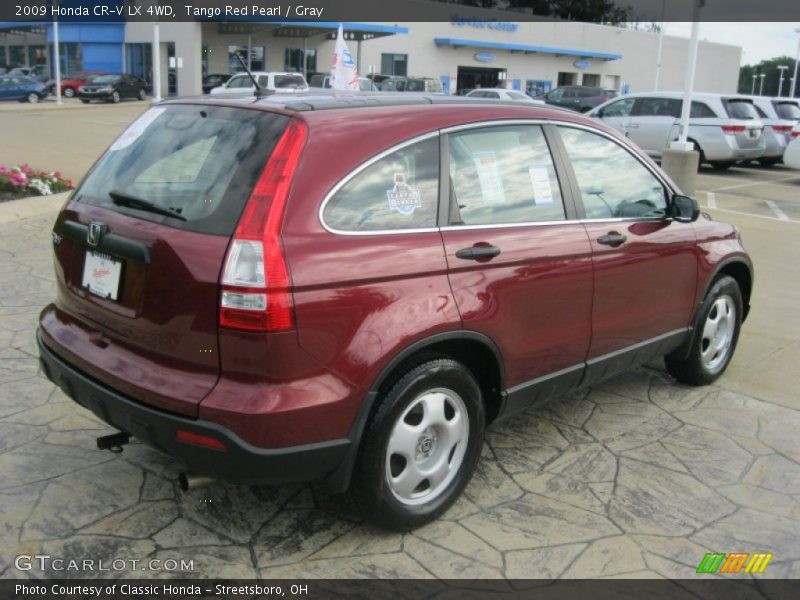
left=724, top=99, right=759, bottom=120
left=74, top=105, right=289, bottom=236
left=774, top=102, right=800, bottom=120
left=322, top=137, right=439, bottom=232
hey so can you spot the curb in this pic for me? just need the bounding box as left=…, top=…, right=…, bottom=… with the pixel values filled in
left=0, top=192, right=70, bottom=224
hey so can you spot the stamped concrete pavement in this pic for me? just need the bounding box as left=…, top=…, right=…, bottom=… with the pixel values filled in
left=1, top=198, right=799, bottom=580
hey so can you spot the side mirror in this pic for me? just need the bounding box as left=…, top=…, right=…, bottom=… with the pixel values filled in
left=671, top=194, right=700, bottom=223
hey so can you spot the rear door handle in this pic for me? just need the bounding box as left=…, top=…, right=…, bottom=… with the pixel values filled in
left=597, top=232, right=627, bottom=246
left=626, top=123, right=640, bottom=129
left=456, top=245, right=502, bottom=261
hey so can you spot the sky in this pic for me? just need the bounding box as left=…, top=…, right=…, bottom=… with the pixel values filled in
left=663, top=22, right=800, bottom=66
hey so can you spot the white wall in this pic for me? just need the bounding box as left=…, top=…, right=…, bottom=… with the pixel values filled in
left=133, top=21, right=741, bottom=96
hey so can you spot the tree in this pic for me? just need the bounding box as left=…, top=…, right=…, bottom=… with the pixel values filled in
left=738, top=56, right=798, bottom=97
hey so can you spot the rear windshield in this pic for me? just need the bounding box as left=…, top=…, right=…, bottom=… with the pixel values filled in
left=774, top=101, right=800, bottom=120
left=274, top=75, right=306, bottom=89
left=74, top=105, right=289, bottom=235
left=724, top=99, right=759, bottom=120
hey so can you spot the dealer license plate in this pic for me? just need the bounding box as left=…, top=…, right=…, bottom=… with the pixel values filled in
left=82, top=251, right=122, bottom=301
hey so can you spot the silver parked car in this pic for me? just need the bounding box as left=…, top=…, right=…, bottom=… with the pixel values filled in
left=588, top=92, right=766, bottom=170
left=745, top=96, right=796, bottom=166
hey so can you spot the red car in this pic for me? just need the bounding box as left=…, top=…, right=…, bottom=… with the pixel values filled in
left=51, top=71, right=105, bottom=98
left=37, top=93, right=753, bottom=530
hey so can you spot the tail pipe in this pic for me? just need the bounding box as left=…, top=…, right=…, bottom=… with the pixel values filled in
left=178, top=471, right=215, bottom=492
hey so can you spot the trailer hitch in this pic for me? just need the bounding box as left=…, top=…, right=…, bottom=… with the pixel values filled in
left=96, top=431, right=131, bottom=453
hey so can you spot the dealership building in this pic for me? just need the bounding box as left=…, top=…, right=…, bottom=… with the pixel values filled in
left=0, top=17, right=741, bottom=97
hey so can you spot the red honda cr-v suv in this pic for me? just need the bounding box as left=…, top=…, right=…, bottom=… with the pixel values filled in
left=38, top=92, right=752, bottom=530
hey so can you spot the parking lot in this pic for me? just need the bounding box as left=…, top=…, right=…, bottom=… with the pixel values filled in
left=1, top=103, right=799, bottom=580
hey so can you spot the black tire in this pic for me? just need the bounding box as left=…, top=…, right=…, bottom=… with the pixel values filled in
left=349, top=357, right=485, bottom=531
left=137, top=88, right=147, bottom=101
left=690, top=141, right=706, bottom=170
left=63, top=87, right=75, bottom=98
left=80, top=99, right=90, bottom=104
left=710, top=161, right=734, bottom=171
left=758, top=157, right=781, bottom=167
left=665, top=275, right=743, bottom=386
left=26, top=92, right=40, bottom=104
left=111, top=90, right=121, bottom=103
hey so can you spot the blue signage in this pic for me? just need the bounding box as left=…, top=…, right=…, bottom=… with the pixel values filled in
left=574, top=59, right=591, bottom=70
left=474, top=52, right=496, bottom=63
left=451, top=14, right=519, bottom=33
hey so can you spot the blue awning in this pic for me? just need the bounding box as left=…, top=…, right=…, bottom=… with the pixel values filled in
left=434, top=37, right=622, bottom=61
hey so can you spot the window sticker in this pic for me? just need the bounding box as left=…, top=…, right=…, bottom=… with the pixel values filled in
left=528, top=164, right=554, bottom=205
left=386, top=172, right=423, bottom=215
left=108, top=108, right=167, bottom=152
left=472, top=151, right=506, bottom=206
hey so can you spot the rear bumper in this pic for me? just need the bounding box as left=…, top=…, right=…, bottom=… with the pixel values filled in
left=37, top=329, right=351, bottom=486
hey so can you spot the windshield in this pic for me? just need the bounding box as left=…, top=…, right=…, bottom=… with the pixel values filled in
left=724, top=99, right=759, bottom=120
left=74, top=105, right=289, bottom=235
left=774, top=101, right=800, bottom=120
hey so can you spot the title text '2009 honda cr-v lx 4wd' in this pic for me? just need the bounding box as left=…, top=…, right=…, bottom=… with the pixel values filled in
left=37, top=92, right=753, bottom=530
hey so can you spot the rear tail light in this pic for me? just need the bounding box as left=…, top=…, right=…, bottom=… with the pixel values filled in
left=792, top=129, right=800, bottom=138
left=219, top=119, right=307, bottom=332
left=771, top=125, right=794, bottom=133
left=721, top=125, right=746, bottom=134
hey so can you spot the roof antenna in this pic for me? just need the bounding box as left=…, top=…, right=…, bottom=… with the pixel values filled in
left=234, top=52, right=271, bottom=98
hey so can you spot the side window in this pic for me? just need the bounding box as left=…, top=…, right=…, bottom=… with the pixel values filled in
left=638, top=97, right=680, bottom=117
left=690, top=101, right=718, bottom=118
left=600, top=98, right=635, bottom=117
left=547, top=89, right=564, bottom=100
left=448, top=125, right=565, bottom=226
left=322, top=137, right=439, bottom=232
left=559, top=127, right=667, bottom=219
left=485, top=92, right=499, bottom=99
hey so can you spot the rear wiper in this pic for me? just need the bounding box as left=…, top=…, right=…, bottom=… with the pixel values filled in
left=109, top=190, right=187, bottom=221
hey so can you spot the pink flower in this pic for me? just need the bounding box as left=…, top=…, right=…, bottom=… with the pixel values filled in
left=54, top=171, right=62, bottom=178
left=20, top=164, right=34, bottom=175
left=0, top=167, right=8, bottom=175
left=9, top=172, right=28, bottom=187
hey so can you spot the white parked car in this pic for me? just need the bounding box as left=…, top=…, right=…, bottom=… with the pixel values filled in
left=467, top=88, right=544, bottom=103
left=308, top=74, right=378, bottom=91
left=782, top=123, right=800, bottom=169
left=745, top=96, right=796, bottom=166
left=209, top=71, right=308, bottom=96
left=588, top=91, right=766, bottom=170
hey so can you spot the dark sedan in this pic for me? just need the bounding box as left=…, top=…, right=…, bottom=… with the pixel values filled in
left=79, top=74, right=149, bottom=103
left=0, top=75, right=48, bottom=103
left=202, top=73, right=231, bottom=94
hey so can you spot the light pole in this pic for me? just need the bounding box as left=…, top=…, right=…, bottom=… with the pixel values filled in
left=759, top=73, right=766, bottom=95
left=790, top=27, right=800, bottom=98
left=653, top=0, right=666, bottom=91
left=751, top=73, right=757, bottom=95
left=777, top=65, right=789, bottom=97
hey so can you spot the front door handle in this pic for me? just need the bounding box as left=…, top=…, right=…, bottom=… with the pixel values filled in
left=597, top=232, right=627, bottom=246
left=455, top=244, right=502, bottom=261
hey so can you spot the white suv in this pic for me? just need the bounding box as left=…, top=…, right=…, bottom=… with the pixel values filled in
left=209, top=71, right=308, bottom=96
left=588, top=92, right=766, bottom=170
left=745, top=96, right=797, bottom=166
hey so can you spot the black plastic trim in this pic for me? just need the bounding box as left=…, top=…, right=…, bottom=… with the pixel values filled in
left=37, top=330, right=350, bottom=486
left=671, top=256, right=753, bottom=361
left=581, top=328, right=688, bottom=388
left=60, top=220, right=151, bottom=264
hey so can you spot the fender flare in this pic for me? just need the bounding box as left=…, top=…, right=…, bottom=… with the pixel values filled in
left=322, top=330, right=504, bottom=493
left=671, top=256, right=753, bottom=361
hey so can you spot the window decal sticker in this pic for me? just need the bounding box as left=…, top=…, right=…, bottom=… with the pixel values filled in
left=387, top=172, right=423, bottom=215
